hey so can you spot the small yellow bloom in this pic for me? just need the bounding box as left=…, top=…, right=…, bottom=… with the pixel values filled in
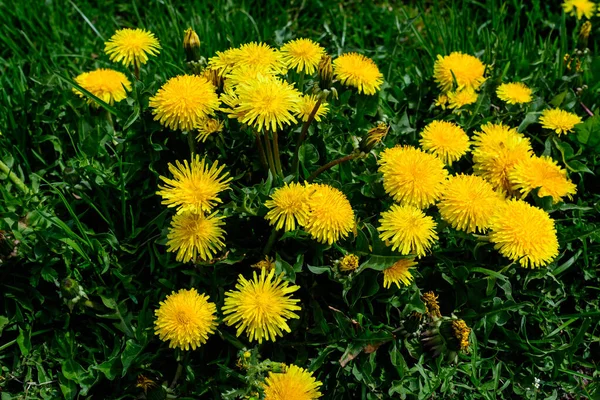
left=252, top=256, right=275, bottom=271
left=150, top=75, right=220, bottom=131
left=280, top=38, right=326, bottom=75
left=333, top=52, right=384, bottom=95
left=419, top=120, right=470, bottom=164
left=263, top=364, right=323, bottom=400
left=377, top=204, right=438, bottom=258
left=104, top=28, right=160, bottom=68
left=166, top=211, right=226, bottom=263
left=539, top=108, right=582, bottom=135
left=304, top=184, right=355, bottom=245
left=382, top=258, right=416, bottom=289
left=378, top=146, right=448, bottom=209
left=489, top=199, right=559, bottom=268
left=296, top=94, right=329, bottom=122
left=196, top=118, right=224, bottom=142
left=222, top=269, right=301, bottom=343
left=562, top=0, right=596, bottom=19
left=264, top=182, right=311, bottom=232
left=447, top=88, right=478, bottom=110
left=509, top=156, right=577, bottom=203
left=452, top=320, right=471, bottom=353
left=433, top=52, right=486, bottom=92
left=496, top=82, right=533, bottom=104
left=154, top=288, right=217, bottom=350
left=73, top=69, right=131, bottom=106
left=434, top=93, right=449, bottom=109
left=339, top=254, right=359, bottom=272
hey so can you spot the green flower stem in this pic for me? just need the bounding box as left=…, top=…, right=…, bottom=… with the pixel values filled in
left=298, top=70, right=305, bottom=92
left=187, top=131, right=197, bottom=156
left=0, top=160, right=30, bottom=194
left=254, top=132, right=269, bottom=171
left=263, top=228, right=280, bottom=255
left=133, top=63, right=140, bottom=80
left=263, top=133, right=277, bottom=178
left=307, top=153, right=358, bottom=183
left=272, top=130, right=284, bottom=179
left=292, top=94, right=326, bottom=177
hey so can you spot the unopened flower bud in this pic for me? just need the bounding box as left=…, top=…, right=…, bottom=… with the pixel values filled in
left=183, top=28, right=201, bottom=63
left=60, top=277, right=80, bottom=299
left=318, top=55, right=333, bottom=90
left=578, top=21, right=591, bottom=48
left=360, top=122, right=389, bottom=152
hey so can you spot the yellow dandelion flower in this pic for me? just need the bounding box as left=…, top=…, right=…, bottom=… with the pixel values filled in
left=304, top=184, right=355, bottom=245
left=166, top=211, right=226, bottom=263
left=264, top=182, right=311, bottom=232
left=422, top=291, right=442, bottom=318
left=509, top=156, right=577, bottom=203
left=104, top=28, right=160, bottom=68
left=73, top=69, right=131, bottom=106
left=377, top=204, right=438, bottom=258
left=562, top=0, right=596, bottom=19
left=333, top=52, right=384, bottom=95
left=382, top=258, right=417, bottom=289
left=154, top=288, right=218, bottom=350
left=235, top=42, right=287, bottom=74
left=447, top=88, right=478, bottom=109
left=252, top=256, right=275, bottom=271
left=150, top=75, right=220, bottom=131
left=196, top=118, right=224, bottom=142
left=280, top=38, right=326, bottom=75
left=433, top=52, right=486, bottom=92
left=452, top=320, right=471, bottom=352
left=296, top=94, right=329, bottom=122
left=435, top=93, right=449, bottom=109
left=419, top=120, right=470, bottom=164
left=222, top=269, right=301, bottom=343
left=263, top=365, right=323, bottom=400
left=157, top=155, right=231, bottom=214
left=438, top=174, right=504, bottom=233
left=472, top=123, right=533, bottom=193
left=339, top=254, right=359, bottom=272
left=378, top=146, right=448, bottom=209
left=207, top=47, right=241, bottom=76
left=489, top=199, right=559, bottom=268
left=539, top=108, right=582, bottom=135
left=496, top=82, right=533, bottom=104
left=230, top=75, right=302, bottom=132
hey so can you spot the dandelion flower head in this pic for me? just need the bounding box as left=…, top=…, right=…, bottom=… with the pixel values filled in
left=234, top=42, right=287, bottom=74
left=154, top=288, right=217, bottom=350
left=452, top=320, right=471, bottom=352
left=222, top=269, right=301, bottom=343
left=496, top=82, right=533, bottom=104
left=509, top=156, right=577, bottom=203
left=562, top=0, right=596, bottom=19
left=104, top=28, right=161, bottom=68
left=339, top=254, right=359, bottom=272
left=539, top=108, right=582, bottom=135
left=433, top=52, right=486, bottom=92
left=263, top=364, right=323, bottom=400
left=73, top=69, right=131, bottom=106
left=304, top=184, right=355, bottom=245
left=333, top=52, right=384, bottom=95
left=280, top=38, right=326, bottom=75
left=378, top=204, right=438, bottom=258
left=378, top=146, right=448, bottom=209
left=489, top=199, right=559, bottom=268
left=196, top=118, right=224, bottom=142
left=382, top=258, right=417, bottom=289
left=166, top=211, right=226, bottom=263
left=265, top=182, right=312, bottom=232
left=447, top=88, right=478, bottom=110
left=296, top=94, right=329, bottom=122
left=419, top=120, right=470, bottom=164
left=207, top=47, right=242, bottom=77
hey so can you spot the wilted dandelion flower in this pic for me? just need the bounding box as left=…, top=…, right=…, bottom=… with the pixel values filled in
left=264, top=182, right=311, bottom=232
left=73, top=69, right=131, bottom=105
left=562, top=0, right=596, bottom=19
left=539, top=108, right=582, bottom=135
left=157, top=155, right=231, bottom=214
left=222, top=269, right=301, bottom=343
left=438, top=174, right=504, bottom=233
left=422, top=291, right=442, bottom=318
left=339, top=254, right=359, bottom=272
left=452, top=320, right=471, bottom=352
left=489, top=199, right=559, bottom=268
left=196, top=118, right=224, bottom=142
left=364, top=122, right=390, bottom=149
left=150, top=75, right=220, bottom=131
left=166, top=211, right=226, bottom=263
left=378, top=146, right=448, bottom=209
left=378, top=204, right=438, bottom=258
left=235, top=42, right=287, bottom=74
left=263, top=365, right=323, bottom=400
left=252, top=256, right=275, bottom=271
left=472, top=123, right=533, bottom=193
left=230, top=75, right=302, bottom=132
left=509, top=156, right=577, bottom=203
left=433, top=52, right=486, bottom=92
left=296, top=94, right=329, bottom=122
left=304, top=184, right=355, bottom=245
left=447, top=88, right=478, bottom=110
left=419, top=120, right=470, bottom=164
left=280, top=38, right=325, bottom=75
left=207, top=47, right=241, bottom=76
left=154, top=288, right=217, bottom=350
left=496, top=82, right=533, bottom=104
left=333, top=52, right=384, bottom=95
left=104, top=28, right=160, bottom=68
left=382, top=258, right=417, bottom=289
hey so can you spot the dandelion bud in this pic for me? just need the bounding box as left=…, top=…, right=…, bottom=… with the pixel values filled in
left=60, top=277, right=81, bottom=299
left=421, top=317, right=472, bottom=362
left=183, top=27, right=201, bottom=62
left=338, top=254, right=359, bottom=272
left=202, top=67, right=224, bottom=92
left=578, top=21, right=591, bottom=48
left=360, top=122, right=389, bottom=152
left=318, top=54, right=333, bottom=90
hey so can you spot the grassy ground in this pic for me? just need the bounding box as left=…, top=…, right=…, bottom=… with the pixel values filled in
left=1, top=0, right=599, bottom=399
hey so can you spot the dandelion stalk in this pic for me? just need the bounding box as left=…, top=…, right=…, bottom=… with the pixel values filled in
left=0, top=160, right=30, bottom=194
left=133, top=63, right=140, bottom=80
left=292, top=94, right=327, bottom=176
left=263, top=133, right=277, bottom=178
left=272, top=130, right=284, bottom=179
left=255, top=132, right=269, bottom=171
left=187, top=131, right=197, bottom=156
left=307, top=153, right=359, bottom=183
left=263, top=228, right=280, bottom=255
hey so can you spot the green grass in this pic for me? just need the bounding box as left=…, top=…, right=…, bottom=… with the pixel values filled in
left=1, top=0, right=599, bottom=399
